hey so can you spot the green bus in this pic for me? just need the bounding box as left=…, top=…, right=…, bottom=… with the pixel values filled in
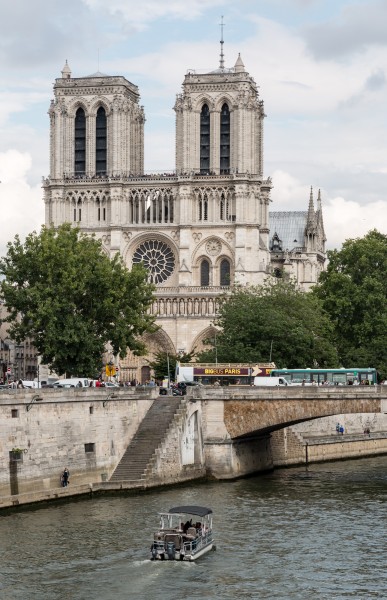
left=270, top=368, right=378, bottom=386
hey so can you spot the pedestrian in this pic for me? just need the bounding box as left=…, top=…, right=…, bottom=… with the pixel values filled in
left=336, top=422, right=340, bottom=434
left=17, top=379, right=24, bottom=388
left=62, top=467, right=70, bottom=487
left=339, top=425, right=344, bottom=435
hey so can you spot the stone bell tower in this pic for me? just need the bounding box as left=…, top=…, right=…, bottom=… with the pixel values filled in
left=174, top=52, right=265, bottom=177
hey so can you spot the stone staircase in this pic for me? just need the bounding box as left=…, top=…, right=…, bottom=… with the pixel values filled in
left=110, top=395, right=184, bottom=483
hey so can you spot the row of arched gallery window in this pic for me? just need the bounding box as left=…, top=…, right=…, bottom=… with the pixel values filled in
left=68, top=190, right=234, bottom=224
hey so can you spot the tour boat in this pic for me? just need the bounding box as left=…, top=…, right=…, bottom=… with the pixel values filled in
left=150, top=505, right=214, bottom=561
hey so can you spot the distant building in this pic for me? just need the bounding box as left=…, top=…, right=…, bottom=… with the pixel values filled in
left=43, top=47, right=326, bottom=382
left=0, top=303, right=38, bottom=381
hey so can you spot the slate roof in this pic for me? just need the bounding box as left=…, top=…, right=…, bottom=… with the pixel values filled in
left=269, top=211, right=307, bottom=252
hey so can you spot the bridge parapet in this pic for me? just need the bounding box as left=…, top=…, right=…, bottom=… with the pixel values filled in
left=191, top=385, right=386, bottom=402
left=0, top=386, right=158, bottom=408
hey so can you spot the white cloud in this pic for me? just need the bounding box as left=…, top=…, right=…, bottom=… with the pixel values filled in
left=0, top=151, right=44, bottom=257
left=83, top=0, right=228, bottom=28
left=270, top=170, right=311, bottom=211
left=324, top=197, right=387, bottom=250
left=302, top=0, right=387, bottom=59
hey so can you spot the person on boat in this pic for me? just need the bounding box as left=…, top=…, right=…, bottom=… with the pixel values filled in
left=183, top=519, right=192, bottom=533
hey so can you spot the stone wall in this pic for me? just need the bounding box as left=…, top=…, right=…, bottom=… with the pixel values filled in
left=270, top=428, right=305, bottom=466
left=147, top=399, right=206, bottom=483
left=200, top=396, right=273, bottom=478
left=0, top=388, right=156, bottom=496
left=271, top=413, right=387, bottom=467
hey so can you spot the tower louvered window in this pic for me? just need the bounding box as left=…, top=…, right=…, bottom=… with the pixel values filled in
left=96, top=107, right=107, bottom=174
left=75, top=108, right=86, bottom=174
left=220, top=103, right=230, bottom=174
left=200, top=104, right=210, bottom=174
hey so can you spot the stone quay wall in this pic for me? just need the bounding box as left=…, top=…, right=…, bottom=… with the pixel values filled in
left=0, top=387, right=157, bottom=497
left=271, top=412, right=387, bottom=467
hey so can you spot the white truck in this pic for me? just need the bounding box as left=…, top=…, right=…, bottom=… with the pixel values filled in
left=253, top=376, right=289, bottom=386
left=52, top=377, right=90, bottom=388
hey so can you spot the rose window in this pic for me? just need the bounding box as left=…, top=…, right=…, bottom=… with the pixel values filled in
left=132, top=239, right=175, bottom=284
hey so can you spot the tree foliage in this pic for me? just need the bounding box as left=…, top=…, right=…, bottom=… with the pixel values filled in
left=196, top=280, right=338, bottom=368
left=0, top=224, right=156, bottom=377
left=148, top=350, right=196, bottom=382
left=314, top=229, right=387, bottom=378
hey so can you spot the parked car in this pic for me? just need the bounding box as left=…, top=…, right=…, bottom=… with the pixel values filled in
left=21, top=380, right=40, bottom=389
left=104, top=381, right=119, bottom=388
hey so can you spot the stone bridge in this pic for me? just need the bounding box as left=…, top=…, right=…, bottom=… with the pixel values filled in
left=191, top=385, right=387, bottom=479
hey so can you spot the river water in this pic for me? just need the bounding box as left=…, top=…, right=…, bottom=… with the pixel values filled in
left=0, top=456, right=386, bottom=600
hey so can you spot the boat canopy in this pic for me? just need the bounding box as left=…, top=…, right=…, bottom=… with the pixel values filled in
left=168, top=506, right=212, bottom=517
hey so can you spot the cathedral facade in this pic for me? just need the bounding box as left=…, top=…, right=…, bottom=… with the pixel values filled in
left=43, top=54, right=326, bottom=382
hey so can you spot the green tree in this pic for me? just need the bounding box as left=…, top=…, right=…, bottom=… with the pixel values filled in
left=0, top=224, right=156, bottom=377
left=314, top=229, right=387, bottom=379
left=196, top=280, right=338, bottom=368
left=148, top=350, right=196, bottom=382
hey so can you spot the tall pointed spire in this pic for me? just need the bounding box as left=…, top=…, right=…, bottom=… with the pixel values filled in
left=306, top=186, right=316, bottom=228
left=219, top=15, right=225, bottom=70
left=316, top=189, right=327, bottom=244
left=317, top=188, right=322, bottom=212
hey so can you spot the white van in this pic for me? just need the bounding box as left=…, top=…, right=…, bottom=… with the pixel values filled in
left=22, top=380, right=40, bottom=389
left=52, top=378, right=89, bottom=388
left=254, top=376, right=289, bottom=386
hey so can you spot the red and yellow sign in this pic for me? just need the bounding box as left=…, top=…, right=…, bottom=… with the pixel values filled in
left=193, top=367, right=250, bottom=376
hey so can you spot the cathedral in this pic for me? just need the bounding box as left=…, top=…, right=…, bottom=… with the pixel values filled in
left=43, top=47, right=326, bottom=382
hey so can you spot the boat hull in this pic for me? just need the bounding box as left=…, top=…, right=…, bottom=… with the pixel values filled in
left=151, top=541, right=214, bottom=562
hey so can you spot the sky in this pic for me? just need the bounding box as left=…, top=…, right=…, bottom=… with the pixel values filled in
left=1, top=0, right=387, bottom=256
